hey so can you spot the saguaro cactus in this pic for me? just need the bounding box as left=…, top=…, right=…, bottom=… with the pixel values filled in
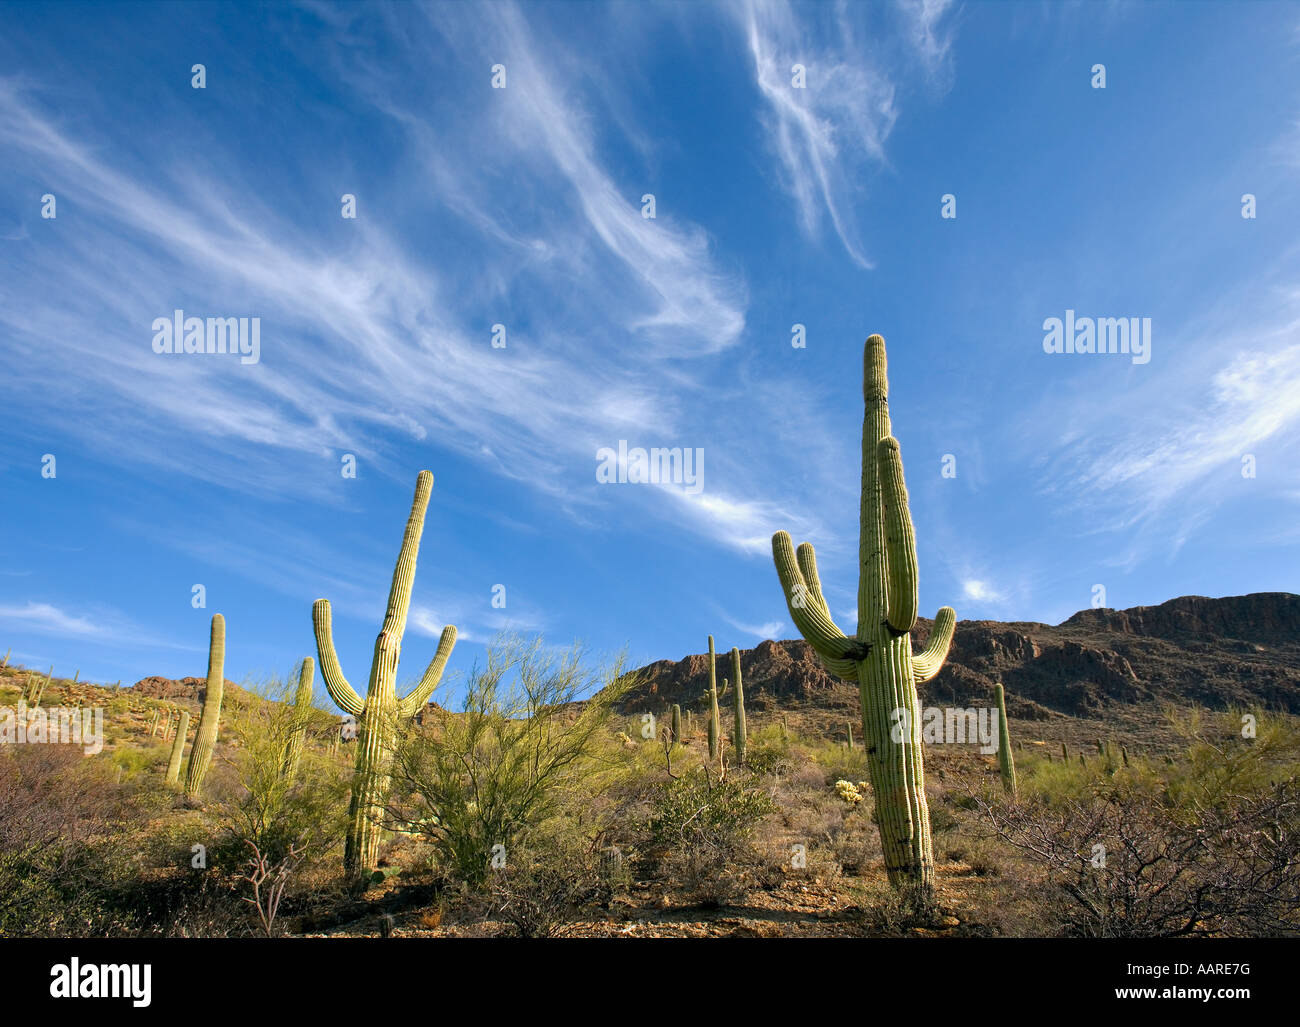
left=184, top=614, right=226, bottom=798
left=670, top=703, right=682, bottom=744
left=730, top=647, right=746, bottom=766
left=165, top=710, right=191, bottom=785
left=280, top=657, right=315, bottom=780
left=994, top=683, right=1016, bottom=796
left=706, top=635, right=720, bottom=764
left=313, top=470, right=457, bottom=882
left=771, top=334, right=956, bottom=892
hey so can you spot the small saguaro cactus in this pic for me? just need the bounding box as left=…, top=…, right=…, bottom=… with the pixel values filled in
left=771, top=334, right=956, bottom=892
left=313, top=470, right=457, bottom=882
left=706, top=635, right=721, bottom=764
left=280, top=657, right=315, bottom=780
left=165, top=710, right=191, bottom=785
left=848, top=722, right=855, bottom=749
left=994, top=683, right=1016, bottom=796
left=1095, top=738, right=1105, bottom=757
left=1061, top=740, right=1069, bottom=761
left=1121, top=744, right=1130, bottom=767
left=670, top=703, right=682, bottom=744
left=730, top=647, right=746, bottom=766
left=183, top=613, right=226, bottom=799
left=148, top=709, right=160, bottom=737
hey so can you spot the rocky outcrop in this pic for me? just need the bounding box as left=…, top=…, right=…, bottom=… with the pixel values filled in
left=620, top=593, right=1300, bottom=719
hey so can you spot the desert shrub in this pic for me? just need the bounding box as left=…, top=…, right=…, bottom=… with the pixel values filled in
left=0, top=745, right=142, bottom=936
left=205, top=675, right=350, bottom=882
left=387, top=636, right=634, bottom=889
left=977, top=775, right=1300, bottom=937
left=648, top=767, right=775, bottom=907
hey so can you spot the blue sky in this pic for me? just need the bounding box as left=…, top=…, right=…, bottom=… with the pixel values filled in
left=1, top=0, right=1298, bottom=697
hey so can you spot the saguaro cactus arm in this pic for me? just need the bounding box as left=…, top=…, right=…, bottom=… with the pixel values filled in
left=911, top=606, right=956, bottom=683
left=312, top=600, right=364, bottom=717
left=878, top=437, right=919, bottom=633
left=771, top=534, right=863, bottom=677
left=397, top=625, right=458, bottom=718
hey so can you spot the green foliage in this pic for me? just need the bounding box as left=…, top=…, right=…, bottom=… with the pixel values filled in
left=387, top=635, right=634, bottom=889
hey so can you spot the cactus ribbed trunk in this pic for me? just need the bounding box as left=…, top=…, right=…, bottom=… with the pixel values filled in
left=772, top=335, right=957, bottom=893
left=165, top=710, right=191, bottom=785
left=706, top=635, right=720, bottom=764
left=994, top=683, right=1017, bottom=796
left=670, top=704, right=682, bottom=744
left=281, top=657, right=315, bottom=781
left=184, top=614, right=226, bottom=798
left=314, top=471, right=457, bottom=883
left=730, top=647, right=746, bottom=766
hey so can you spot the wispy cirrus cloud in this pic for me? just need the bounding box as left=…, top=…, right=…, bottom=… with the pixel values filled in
left=736, top=0, right=954, bottom=267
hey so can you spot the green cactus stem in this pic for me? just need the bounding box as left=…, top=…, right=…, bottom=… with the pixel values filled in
left=772, top=334, right=957, bottom=892
left=183, top=614, right=226, bottom=798
left=994, top=683, right=1017, bottom=797
left=730, top=647, right=746, bottom=766
left=1121, top=744, right=1130, bottom=767
left=148, top=709, right=160, bottom=737
left=1095, top=738, right=1105, bottom=756
left=165, top=710, right=191, bottom=785
left=281, top=657, right=315, bottom=780
left=706, top=635, right=720, bottom=764
left=1061, top=741, right=1069, bottom=760
left=670, top=703, right=682, bottom=744
left=313, top=470, right=458, bottom=882
left=848, top=722, right=855, bottom=749
left=1080, top=753, right=1088, bottom=767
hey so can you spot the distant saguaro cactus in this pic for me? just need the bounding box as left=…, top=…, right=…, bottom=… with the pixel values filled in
left=706, top=635, right=720, bottom=764
left=165, top=711, right=191, bottom=785
left=1061, top=740, right=1069, bottom=760
left=771, top=335, right=956, bottom=892
left=280, top=657, right=315, bottom=780
left=670, top=703, right=682, bottom=744
left=313, top=470, right=457, bottom=882
left=848, top=723, right=855, bottom=750
left=994, top=683, right=1016, bottom=796
left=183, top=614, right=226, bottom=798
left=730, top=647, right=746, bottom=767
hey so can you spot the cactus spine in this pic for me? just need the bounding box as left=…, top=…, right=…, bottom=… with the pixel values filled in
left=771, top=334, right=957, bottom=892
left=165, top=711, right=191, bottom=785
left=670, top=703, right=682, bottom=744
left=730, top=647, right=746, bottom=766
left=994, top=683, right=1016, bottom=796
left=313, top=470, right=457, bottom=882
left=280, top=657, right=315, bottom=780
left=706, top=635, right=720, bottom=764
left=183, top=613, right=226, bottom=798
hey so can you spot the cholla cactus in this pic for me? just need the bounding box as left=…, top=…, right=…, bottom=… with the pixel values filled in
left=280, top=657, right=315, bottom=780
left=313, top=471, right=457, bottom=882
left=730, top=647, right=746, bottom=766
left=835, top=780, right=867, bottom=805
left=165, top=711, right=191, bottom=785
left=772, top=335, right=956, bottom=891
left=994, top=683, right=1017, bottom=796
left=183, top=614, right=226, bottom=798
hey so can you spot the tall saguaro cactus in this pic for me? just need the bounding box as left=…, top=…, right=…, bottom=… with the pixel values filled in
left=280, top=657, right=315, bottom=780
left=670, top=703, right=682, bottom=744
left=730, top=646, right=746, bottom=766
left=771, top=334, right=957, bottom=892
left=994, top=683, right=1017, bottom=796
left=184, top=614, right=226, bottom=798
left=706, top=635, right=720, bottom=764
left=313, top=470, right=457, bottom=882
left=165, top=710, right=191, bottom=785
